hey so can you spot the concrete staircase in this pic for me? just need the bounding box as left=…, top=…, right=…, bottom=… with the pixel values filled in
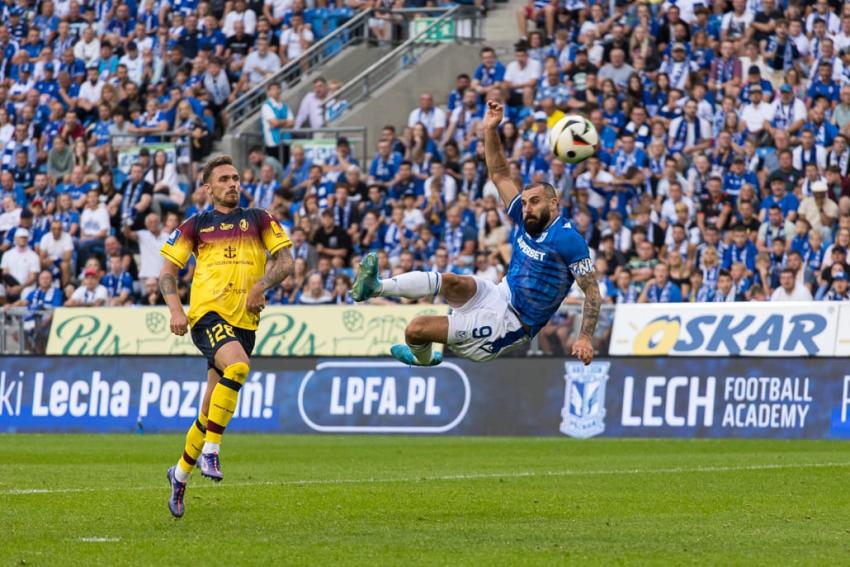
left=219, top=1, right=525, bottom=164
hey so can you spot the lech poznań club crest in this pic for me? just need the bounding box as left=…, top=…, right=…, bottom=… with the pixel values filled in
left=560, top=361, right=610, bottom=438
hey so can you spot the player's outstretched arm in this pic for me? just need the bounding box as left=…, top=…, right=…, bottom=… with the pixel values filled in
left=482, top=100, right=519, bottom=208
left=247, top=246, right=295, bottom=313
left=160, top=260, right=188, bottom=336
left=573, top=271, right=601, bottom=365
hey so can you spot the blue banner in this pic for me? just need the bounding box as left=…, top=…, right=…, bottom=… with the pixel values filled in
left=1, top=357, right=849, bottom=438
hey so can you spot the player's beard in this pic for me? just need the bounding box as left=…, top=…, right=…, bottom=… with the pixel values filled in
left=523, top=208, right=551, bottom=235
left=216, top=189, right=240, bottom=208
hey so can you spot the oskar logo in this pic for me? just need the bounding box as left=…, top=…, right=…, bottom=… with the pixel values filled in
left=220, top=222, right=234, bottom=230
left=560, top=361, right=609, bottom=439
left=298, top=361, right=470, bottom=433
left=631, top=312, right=828, bottom=356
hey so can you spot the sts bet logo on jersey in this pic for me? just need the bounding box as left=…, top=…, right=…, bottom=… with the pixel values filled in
left=560, top=361, right=610, bottom=439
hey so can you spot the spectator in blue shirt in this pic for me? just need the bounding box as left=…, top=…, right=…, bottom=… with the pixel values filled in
left=804, top=106, right=838, bottom=147
left=368, top=140, right=402, bottom=189
left=35, top=64, right=60, bottom=100
left=108, top=4, right=137, bottom=37
left=101, top=255, right=134, bottom=305
left=447, top=74, right=471, bottom=112
left=639, top=262, right=683, bottom=303
left=282, top=144, right=313, bottom=196
left=760, top=176, right=799, bottom=222
left=516, top=139, right=549, bottom=185
left=722, top=157, right=759, bottom=201
left=471, top=46, right=506, bottom=99
left=21, top=270, right=64, bottom=310
left=807, top=61, right=841, bottom=105
left=388, top=161, right=423, bottom=204
left=723, top=224, right=758, bottom=274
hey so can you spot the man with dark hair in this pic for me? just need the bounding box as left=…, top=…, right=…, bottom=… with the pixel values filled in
left=714, top=269, right=744, bottom=302
left=471, top=47, right=506, bottom=97
left=161, top=154, right=294, bottom=518
left=295, top=76, right=329, bottom=129
left=312, top=208, right=352, bottom=263
left=350, top=101, right=600, bottom=369
left=504, top=44, right=541, bottom=108
left=120, top=163, right=153, bottom=231
left=771, top=268, right=814, bottom=301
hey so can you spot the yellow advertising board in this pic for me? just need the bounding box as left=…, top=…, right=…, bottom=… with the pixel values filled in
left=46, top=305, right=449, bottom=356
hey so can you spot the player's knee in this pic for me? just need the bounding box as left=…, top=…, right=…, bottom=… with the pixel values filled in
left=221, top=361, right=250, bottom=391
left=406, top=318, right=429, bottom=344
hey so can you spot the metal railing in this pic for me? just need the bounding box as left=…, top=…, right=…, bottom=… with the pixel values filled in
left=226, top=9, right=374, bottom=129
left=1, top=308, right=53, bottom=355
left=524, top=304, right=617, bottom=358
left=236, top=126, right=369, bottom=170
left=321, top=6, right=484, bottom=123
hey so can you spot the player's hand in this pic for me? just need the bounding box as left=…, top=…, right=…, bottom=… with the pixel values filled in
left=246, top=284, right=267, bottom=315
left=483, top=100, right=503, bottom=131
left=170, top=310, right=189, bottom=336
left=572, top=336, right=594, bottom=366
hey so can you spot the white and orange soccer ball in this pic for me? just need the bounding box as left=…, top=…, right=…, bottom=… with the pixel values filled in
left=548, top=114, right=599, bottom=165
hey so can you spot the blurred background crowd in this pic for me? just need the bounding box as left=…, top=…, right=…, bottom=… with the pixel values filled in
left=1, top=0, right=850, bottom=357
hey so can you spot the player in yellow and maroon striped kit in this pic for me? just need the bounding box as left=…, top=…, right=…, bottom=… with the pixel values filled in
left=160, top=155, right=293, bottom=518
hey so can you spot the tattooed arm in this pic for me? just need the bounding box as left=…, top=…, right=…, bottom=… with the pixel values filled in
left=482, top=100, right=519, bottom=208
left=572, top=268, right=601, bottom=365
left=160, top=260, right=188, bottom=335
left=247, top=246, right=295, bottom=313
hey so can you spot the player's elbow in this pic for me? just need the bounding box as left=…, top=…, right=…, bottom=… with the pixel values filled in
left=160, top=261, right=179, bottom=278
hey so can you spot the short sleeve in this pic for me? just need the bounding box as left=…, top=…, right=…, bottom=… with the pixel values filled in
left=160, top=217, right=197, bottom=269
left=507, top=193, right=522, bottom=224
left=258, top=210, right=292, bottom=255
left=561, top=228, right=592, bottom=279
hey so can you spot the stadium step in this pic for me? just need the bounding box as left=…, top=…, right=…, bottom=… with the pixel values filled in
left=219, top=44, right=393, bottom=164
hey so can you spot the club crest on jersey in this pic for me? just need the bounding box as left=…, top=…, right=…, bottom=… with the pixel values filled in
left=166, top=228, right=180, bottom=246
left=239, top=219, right=249, bottom=232
left=518, top=236, right=546, bottom=261
left=269, top=216, right=284, bottom=236
left=560, top=362, right=610, bottom=439
left=220, top=222, right=234, bottom=230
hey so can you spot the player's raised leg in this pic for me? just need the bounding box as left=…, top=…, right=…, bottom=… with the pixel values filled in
left=197, top=342, right=251, bottom=481
left=350, top=252, right=478, bottom=365
left=390, top=315, right=449, bottom=366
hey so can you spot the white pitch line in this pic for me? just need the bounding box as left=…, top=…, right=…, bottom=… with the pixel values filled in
left=79, top=537, right=121, bottom=543
left=2, top=461, right=848, bottom=497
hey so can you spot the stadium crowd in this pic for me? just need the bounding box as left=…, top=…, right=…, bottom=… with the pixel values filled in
left=3, top=0, right=850, bottom=355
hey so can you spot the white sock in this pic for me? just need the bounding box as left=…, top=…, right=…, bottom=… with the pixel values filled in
left=408, top=341, right=433, bottom=365
left=174, top=463, right=190, bottom=483
left=379, top=271, right=442, bottom=299
left=202, top=442, right=220, bottom=455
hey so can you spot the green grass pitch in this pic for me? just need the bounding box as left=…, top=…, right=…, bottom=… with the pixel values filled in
left=2, top=434, right=849, bottom=565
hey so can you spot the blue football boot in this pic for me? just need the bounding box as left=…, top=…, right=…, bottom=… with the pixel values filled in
left=390, top=344, right=444, bottom=366
left=198, top=452, right=223, bottom=482
left=166, top=466, right=186, bottom=518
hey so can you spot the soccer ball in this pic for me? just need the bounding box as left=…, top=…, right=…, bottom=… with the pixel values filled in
left=549, top=115, right=599, bottom=165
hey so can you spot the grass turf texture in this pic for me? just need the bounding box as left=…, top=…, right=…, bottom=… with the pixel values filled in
left=1, top=435, right=849, bottom=565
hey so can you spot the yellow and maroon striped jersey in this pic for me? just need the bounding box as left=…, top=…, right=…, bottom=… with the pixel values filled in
left=160, top=208, right=292, bottom=331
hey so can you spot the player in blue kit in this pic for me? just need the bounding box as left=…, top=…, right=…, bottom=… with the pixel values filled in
left=351, top=100, right=600, bottom=366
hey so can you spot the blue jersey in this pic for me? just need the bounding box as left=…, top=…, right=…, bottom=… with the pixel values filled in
left=505, top=194, right=592, bottom=335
